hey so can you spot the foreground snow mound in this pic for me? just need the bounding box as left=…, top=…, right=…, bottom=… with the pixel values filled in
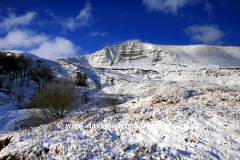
left=0, top=82, right=239, bottom=159
left=59, top=41, right=240, bottom=68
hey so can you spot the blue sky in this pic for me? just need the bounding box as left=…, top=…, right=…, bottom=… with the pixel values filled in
left=0, top=0, right=239, bottom=59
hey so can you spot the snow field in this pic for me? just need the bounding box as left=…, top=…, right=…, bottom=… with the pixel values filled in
left=0, top=81, right=239, bottom=159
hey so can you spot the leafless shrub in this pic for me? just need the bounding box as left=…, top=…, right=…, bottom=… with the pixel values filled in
left=0, top=153, right=22, bottom=160
left=205, top=87, right=229, bottom=93
left=106, top=95, right=120, bottom=114
left=141, top=86, right=158, bottom=98
left=27, top=78, right=82, bottom=126
left=184, top=137, right=199, bottom=143
left=151, top=95, right=167, bottom=104
left=15, top=89, right=25, bottom=110
left=79, top=92, right=88, bottom=104
left=0, top=136, right=12, bottom=151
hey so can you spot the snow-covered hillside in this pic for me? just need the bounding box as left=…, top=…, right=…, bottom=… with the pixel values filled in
left=56, top=42, right=240, bottom=87
left=60, top=41, right=240, bottom=67
left=0, top=42, right=240, bottom=159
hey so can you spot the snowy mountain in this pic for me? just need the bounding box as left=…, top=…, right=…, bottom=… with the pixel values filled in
left=0, top=42, right=240, bottom=159
left=60, top=41, right=240, bottom=68
left=55, top=42, right=240, bottom=87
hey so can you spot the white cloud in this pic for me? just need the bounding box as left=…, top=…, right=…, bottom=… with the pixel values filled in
left=30, top=37, right=80, bottom=59
left=143, top=0, right=191, bottom=13
left=184, top=24, right=225, bottom=45
left=0, top=11, right=37, bottom=30
left=204, top=3, right=214, bottom=19
left=85, top=30, right=108, bottom=37
left=0, top=29, right=47, bottom=48
left=60, top=2, right=93, bottom=30
left=0, top=29, right=79, bottom=59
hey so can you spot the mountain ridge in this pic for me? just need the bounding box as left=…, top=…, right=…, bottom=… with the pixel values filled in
left=59, top=41, right=240, bottom=68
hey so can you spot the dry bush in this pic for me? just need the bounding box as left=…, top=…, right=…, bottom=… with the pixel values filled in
left=205, top=86, right=229, bottom=93
left=15, top=89, right=25, bottom=110
left=140, top=84, right=160, bottom=98
left=150, top=94, right=180, bottom=106
left=106, top=95, right=120, bottom=114
left=0, top=136, right=12, bottom=152
left=184, top=137, right=199, bottom=143
left=151, top=95, right=167, bottom=104
left=0, top=153, right=22, bottom=160
left=27, top=78, right=82, bottom=126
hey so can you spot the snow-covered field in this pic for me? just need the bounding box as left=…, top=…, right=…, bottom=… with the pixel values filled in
left=0, top=42, right=240, bottom=159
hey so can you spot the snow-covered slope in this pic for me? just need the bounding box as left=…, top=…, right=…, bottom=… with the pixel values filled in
left=1, top=50, right=44, bottom=61
left=60, top=41, right=240, bottom=68
left=0, top=42, right=240, bottom=159
left=161, top=45, right=240, bottom=67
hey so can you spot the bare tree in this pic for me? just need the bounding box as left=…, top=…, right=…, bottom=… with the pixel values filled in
left=30, top=60, right=54, bottom=92
left=75, top=72, right=88, bottom=87
left=15, top=89, right=25, bottom=110
left=5, top=75, right=14, bottom=100
left=0, top=53, right=8, bottom=89
left=17, top=55, right=33, bottom=87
